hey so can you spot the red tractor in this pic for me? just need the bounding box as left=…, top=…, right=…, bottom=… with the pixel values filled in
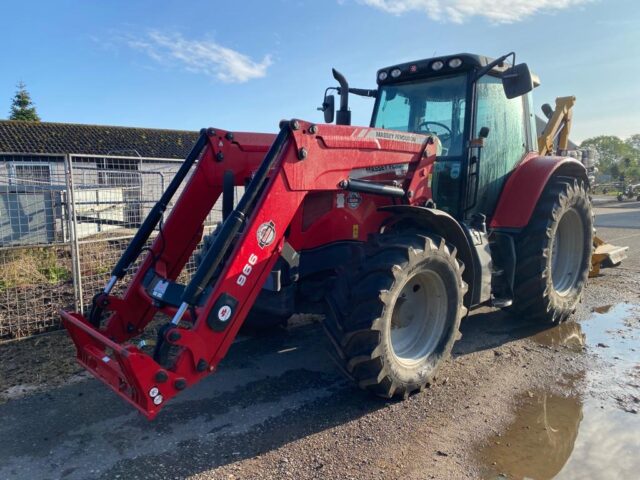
left=62, top=52, right=593, bottom=419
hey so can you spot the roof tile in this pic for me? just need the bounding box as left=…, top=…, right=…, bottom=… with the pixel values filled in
left=0, top=120, right=199, bottom=159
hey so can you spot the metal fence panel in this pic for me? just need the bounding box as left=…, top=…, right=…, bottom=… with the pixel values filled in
left=0, top=156, right=74, bottom=338
left=70, top=155, right=225, bottom=314
left=0, top=244, right=75, bottom=338
left=0, top=152, right=229, bottom=340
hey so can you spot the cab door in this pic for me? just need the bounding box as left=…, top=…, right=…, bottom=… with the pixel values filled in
left=467, top=75, right=533, bottom=218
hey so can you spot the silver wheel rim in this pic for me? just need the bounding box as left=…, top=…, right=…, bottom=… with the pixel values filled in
left=390, top=269, right=449, bottom=366
left=551, top=208, right=584, bottom=296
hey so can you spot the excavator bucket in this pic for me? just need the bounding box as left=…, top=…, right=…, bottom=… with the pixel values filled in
left=590, top=235, right=629, bottom=277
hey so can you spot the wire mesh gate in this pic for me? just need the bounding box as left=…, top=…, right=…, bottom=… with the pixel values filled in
left=0, top=152, right=224, bottom=339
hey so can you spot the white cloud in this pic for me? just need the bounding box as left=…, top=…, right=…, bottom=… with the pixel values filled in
left=127, top=31, right=272, bottom=83
left=359, top=0, right=593, bottom=24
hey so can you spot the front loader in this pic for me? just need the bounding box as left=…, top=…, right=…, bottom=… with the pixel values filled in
left=62, top=52, right=594, bottom=419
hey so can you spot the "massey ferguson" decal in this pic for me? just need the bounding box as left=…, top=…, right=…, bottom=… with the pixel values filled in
left=350, top=163, right=409, bottom=181
left=352, top=128, right=429, bottom=145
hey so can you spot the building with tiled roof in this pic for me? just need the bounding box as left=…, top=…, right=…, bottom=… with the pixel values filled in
left=0, top=121, right=200, bottom=245
left=0, top=120, right=198, bottom=159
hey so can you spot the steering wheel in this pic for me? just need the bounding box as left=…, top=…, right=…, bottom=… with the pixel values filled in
left=418, top=121, right=452, bottom=142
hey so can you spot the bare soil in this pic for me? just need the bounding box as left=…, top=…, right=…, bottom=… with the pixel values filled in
left=0, top=330, right=82, bottom=401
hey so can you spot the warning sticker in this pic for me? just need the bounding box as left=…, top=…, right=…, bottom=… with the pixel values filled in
left=152, top=280, right=169, bottom=299
left=346, top=192, right=362, bottom=210
left=450, top=163, right=461, bottom=180
left=217, top=305, right=232, bottom=322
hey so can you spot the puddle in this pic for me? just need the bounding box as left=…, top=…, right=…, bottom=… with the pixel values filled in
left=530, top=321, right=586, bottom=353
left=480, top=391, right=640, bottom=480
left=580, top=303, right=640, bottom=412
left=480, top=303, right=640, bottom=479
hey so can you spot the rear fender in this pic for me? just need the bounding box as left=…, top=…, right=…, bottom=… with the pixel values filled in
left=490, top=155, right=588, bottom=229
left=379, top=205, right=475, bottom=307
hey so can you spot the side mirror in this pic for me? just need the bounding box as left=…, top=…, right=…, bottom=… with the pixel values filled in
left=479, top=126, right=490, bottom=139
left=318, top=94, right=335, bottom=124
left=502, top=63, right=534, bottom=99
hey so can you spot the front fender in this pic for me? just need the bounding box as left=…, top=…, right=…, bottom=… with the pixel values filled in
left=379, top=205, right=475, bottom=307
left=490, top=155, right=588, bottom=230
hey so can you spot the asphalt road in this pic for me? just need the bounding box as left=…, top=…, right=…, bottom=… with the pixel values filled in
left=0, top=195, right=638, bottom=480
left=593, top=196, right=640, bottom=270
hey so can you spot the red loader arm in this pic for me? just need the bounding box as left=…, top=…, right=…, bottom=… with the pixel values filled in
left=62, top=120, right=437, bottom=419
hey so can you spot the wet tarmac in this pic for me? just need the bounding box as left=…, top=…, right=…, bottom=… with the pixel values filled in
left=479, top=303, right=640, bottom=479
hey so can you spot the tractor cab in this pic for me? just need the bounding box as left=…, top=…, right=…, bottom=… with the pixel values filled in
left=323, top=53, right=540, bottom=221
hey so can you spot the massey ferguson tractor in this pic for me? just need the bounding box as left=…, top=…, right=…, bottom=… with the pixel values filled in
left=62, top=52, right=595, bottom=419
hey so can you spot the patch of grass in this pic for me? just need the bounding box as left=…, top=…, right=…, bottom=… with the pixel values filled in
left=0, top=247, right=71, bottom=291
left=79, top=240, right=121, bottom=277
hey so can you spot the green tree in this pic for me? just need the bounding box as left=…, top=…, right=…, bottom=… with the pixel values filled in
left=581, top=135, right=639, bottom=181
left=626, top=134, right=640, bottom=151
left=8, top=81, right=40, bottom=122
left=610, top=162, right=620, bottom=180
left=627, top=165, right=640, bottom=182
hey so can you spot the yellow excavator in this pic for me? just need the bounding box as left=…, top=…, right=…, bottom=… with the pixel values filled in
left=538, top=96, right=628, bottom=276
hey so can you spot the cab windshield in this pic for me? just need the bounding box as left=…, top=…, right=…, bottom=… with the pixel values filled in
left=372, top=74, right=468, bottom=156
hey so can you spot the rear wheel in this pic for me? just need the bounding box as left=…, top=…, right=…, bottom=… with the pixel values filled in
left=512, top=178, right=593, bottom=323
left=324, top=233, right=466, bottom=398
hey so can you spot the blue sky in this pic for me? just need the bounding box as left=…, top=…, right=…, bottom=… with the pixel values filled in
left=1, top=0, right=639, bottom=143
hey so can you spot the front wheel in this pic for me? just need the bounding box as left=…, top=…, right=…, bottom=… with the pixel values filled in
left=324, top=233, right=467, bottom=398
left=512, top=178, right=593, bottom=323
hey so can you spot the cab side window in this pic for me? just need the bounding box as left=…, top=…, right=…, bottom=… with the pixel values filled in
left=472, top=76, right=527, bottom=216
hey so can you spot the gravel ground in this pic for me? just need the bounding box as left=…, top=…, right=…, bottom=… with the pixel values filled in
left=0, top=198, right=638, bottom=480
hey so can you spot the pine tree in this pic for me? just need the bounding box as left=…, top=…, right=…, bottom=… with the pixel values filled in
left=9, top=81, right=40, bottom=122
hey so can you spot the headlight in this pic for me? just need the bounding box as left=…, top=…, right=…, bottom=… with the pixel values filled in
left=390, top=68, right=402, bottom=78
left=431, top=60, right=444, bottom=71
left=378, top=71, right=388, bottom=81
left=448, top=58, right=463, bottom=68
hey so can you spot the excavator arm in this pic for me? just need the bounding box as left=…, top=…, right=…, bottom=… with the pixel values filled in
left=538, top=96, right=575, bottom=155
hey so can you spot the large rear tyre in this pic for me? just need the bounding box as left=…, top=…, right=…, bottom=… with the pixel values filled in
left=324, top=233, right=466, bottom=398
left=512, top=178, right=593, bottom=323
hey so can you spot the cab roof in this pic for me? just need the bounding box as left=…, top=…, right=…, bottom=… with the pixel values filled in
left=377, top=53, right=540, bottom=87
